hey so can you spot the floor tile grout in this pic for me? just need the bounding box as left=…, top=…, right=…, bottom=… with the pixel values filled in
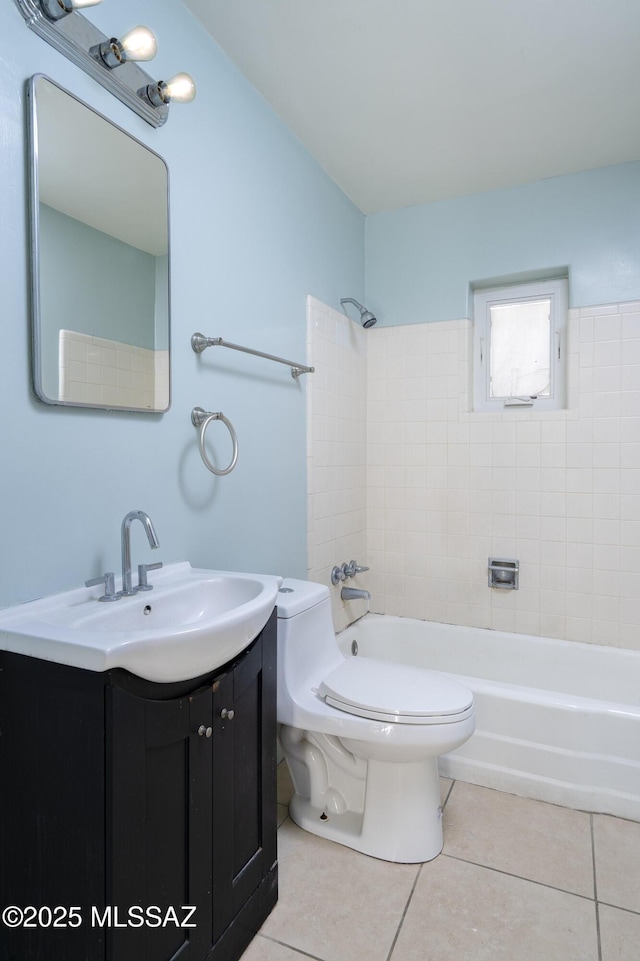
left=591, top=814, right=603, bottom=961
left=256, top=933, right=327, bottom=961
left=598, top=900, right=640, bottom=917
left=427, top=852, right=599, bottom=903
left=384, top=861, right=424, bottom=961
left=441, top=778, right=456, bottom=809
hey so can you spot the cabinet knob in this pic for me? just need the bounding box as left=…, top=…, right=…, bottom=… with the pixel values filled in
left=220, top=708, right=235, bottom=720
left=198, top=724, right=213, bottom=738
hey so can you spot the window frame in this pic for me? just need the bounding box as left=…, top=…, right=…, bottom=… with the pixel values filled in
left=472, top=278, right=568, bottom=413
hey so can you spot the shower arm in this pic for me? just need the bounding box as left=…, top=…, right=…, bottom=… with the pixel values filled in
left=339, top=298, right=377, bottom=328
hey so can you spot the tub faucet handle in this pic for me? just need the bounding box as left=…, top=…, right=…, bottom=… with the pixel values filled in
left=343, top=560, right=369, bottom=578
left=331, top=565, right=346, bottom=585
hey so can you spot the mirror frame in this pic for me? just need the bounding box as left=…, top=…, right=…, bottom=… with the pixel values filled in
left=27, top=74, right=171, bottom=413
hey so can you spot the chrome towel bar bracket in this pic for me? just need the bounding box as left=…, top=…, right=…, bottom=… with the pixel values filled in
left=191, top=332, right=314, bottom=379
left=191, top=407, right=238, bottom=476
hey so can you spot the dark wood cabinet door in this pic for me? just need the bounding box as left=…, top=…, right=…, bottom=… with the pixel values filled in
left=0, top=653, right=107, bottom=961
left=107, top=684, right=213, bottom=961
left=211, top=627, right=277, bottom=946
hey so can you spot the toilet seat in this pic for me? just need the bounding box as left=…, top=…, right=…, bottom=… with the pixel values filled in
left=318, top=656, right=474, bottom=725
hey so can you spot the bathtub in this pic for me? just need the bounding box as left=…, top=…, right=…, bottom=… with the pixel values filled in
left=336, top=615, right=640, bottom=822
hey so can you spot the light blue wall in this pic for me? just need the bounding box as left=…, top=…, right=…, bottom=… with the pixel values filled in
left=155, top=254, right=169, bottom=352
left=0, top=0, right=364, bottom=607
left=365, top=162, right=640, bottom=326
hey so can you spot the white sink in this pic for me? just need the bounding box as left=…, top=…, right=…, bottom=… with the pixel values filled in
left=0, top=562, right=282, bottom=682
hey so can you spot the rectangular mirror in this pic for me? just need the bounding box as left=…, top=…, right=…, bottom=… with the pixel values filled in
left=28, top=75, right=171, bottom=412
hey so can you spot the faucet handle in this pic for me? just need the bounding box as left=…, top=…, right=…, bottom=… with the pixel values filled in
left=85, top=572, right=119, bottom=602
left=137, top=561, right=163, bottom=591
left=343, top=561, right=369, bottom=578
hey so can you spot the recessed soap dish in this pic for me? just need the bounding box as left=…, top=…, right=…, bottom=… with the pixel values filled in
left=488, top=558, right=519, bottom=590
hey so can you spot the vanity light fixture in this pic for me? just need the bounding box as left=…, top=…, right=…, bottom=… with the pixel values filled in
left=13, top=0, right=196, bottom=127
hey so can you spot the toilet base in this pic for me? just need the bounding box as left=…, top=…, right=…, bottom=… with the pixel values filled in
left=288, top=755, right=444, bottom=863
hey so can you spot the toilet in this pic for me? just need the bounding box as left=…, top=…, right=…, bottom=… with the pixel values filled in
left=276, top=579, right=475, bottom=863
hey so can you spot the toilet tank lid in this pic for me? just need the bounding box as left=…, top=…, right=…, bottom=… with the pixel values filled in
left=276, top=579, right=330, bottom=618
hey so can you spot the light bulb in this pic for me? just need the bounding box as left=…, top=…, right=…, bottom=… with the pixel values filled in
left=119, top=26, right=157, bottom=63
left=163, top=73, right=197, bottom=104
left=40, top=0, right=102, bottom=19
left=141, top=73, right=197, bottom=109
left=94, top=25, right=157, bottom=69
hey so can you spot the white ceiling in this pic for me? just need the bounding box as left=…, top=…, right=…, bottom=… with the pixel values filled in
left=183, top=0, right=640, bottom=215
left=37, top=78, right=168, bottom=255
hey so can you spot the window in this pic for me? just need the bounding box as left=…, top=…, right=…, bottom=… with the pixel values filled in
left=473, top=278, right=568, bottom=412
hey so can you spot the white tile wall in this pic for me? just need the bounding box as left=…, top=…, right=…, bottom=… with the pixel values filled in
left=154, top=350, right=170, bottom=410
left=307, top=297, right=640, bottom=649
left=59, top=330, right=168, bottom=410
left=306, top=296, right=368, bottom=631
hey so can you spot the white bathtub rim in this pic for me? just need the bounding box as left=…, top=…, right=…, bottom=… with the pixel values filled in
left=340, top=612, right=640, bottom=709
left=361, top=611, right=640, bottom=665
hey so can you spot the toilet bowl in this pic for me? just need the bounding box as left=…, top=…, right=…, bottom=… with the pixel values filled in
left=276, top=579, right=475, bottom=862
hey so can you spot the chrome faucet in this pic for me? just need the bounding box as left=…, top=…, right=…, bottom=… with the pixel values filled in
left=341, top=586, right=371, bottom=602
left=119, top=510, right=160, bottom=596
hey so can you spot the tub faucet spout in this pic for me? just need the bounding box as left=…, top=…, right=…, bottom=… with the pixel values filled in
left=341, top=587, right=371, bottom=602
left=119, top=510, right=160, bottom=596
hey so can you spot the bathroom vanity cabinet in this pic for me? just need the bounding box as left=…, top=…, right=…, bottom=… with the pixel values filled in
left=0, top=611, right=278, bottom=961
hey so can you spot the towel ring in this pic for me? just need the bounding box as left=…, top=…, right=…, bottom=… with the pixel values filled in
left=191, top=407, right=238, bottom=476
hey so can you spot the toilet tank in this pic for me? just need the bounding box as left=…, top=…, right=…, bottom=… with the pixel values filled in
left=276, top=579, right=344, bottom=694
left=276, top=579, right=329, bottom=620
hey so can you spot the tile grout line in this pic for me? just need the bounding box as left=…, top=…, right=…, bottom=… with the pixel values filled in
left=591, top=814, right=603, bottom=961
left=384, top=861, right=424, bottom=961
left=441, top=778, right=456, bottom=809
left=384, top=781, right=456, bottom=961
left=441, top=852, right=597, bottom=904
left=598, top=900, right=640, bottom=918
left=255, top=933, right=328, bottom=961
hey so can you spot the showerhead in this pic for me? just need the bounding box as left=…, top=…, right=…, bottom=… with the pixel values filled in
left=340, top=297, right=377, bottom=328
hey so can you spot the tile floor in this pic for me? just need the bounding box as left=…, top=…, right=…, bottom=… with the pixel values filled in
left=241, top=764, right=640, bottom=961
